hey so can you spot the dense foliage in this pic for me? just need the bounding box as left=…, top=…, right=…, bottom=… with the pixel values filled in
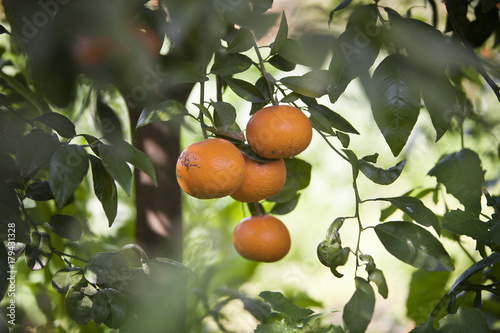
left=0, top=0, right=500, bottom=332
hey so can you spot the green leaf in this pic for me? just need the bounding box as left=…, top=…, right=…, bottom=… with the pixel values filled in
left=442, top=209, right=490, bottom=245
left=0, top=204, right=30, bottom=244
left=49, top=145, right=89, bottom=209
left=25, top=180, right=54, bottom=201
left=280, top=75, right=328, bottom=98
left=278, top=38, right=311, bottom=66
left=47, top=215, right=83, bottom=241
left=84, top=252, right=131, bottom=285
left=255, top=321, right=294, bottom=333
left=98, top=144, right=132, bottom=196
left=65, top=282, right=97, bottom=325
left=34, top=112, right=76, bottom=138
left=96, top=97, right=123, bottom=141
left=358, top=159, right=406, bottom=185
left=428, top=149, right=484, bottom=215
left=267, top=158, right=311, bottom=203
left=268, top=54, right=296, bottom=72
left=437, top=307, right=489, bottom=333
left=223, top=77, right=266, bottom=103
left=0, top=243, right=9, bottom=299
left=93, top=288, right=128, bottom=328
left=271, top=193, right=300, bottom=215
left=367, top=268, right=388, bottom=299
left=406, top=270, right=451, bottom=325
left=52, top=267, right=84, bottom=294
left=211, top=101, right=237, bottom=130
left=136, top=100, right=189, bottom=128
left=343, top=149, right=359, bottom=179
left=226, top=28, right=254, bottom=53
left=343, top=277, right=375, bottom=333
left=211, top=53, right=253, bottom=76
left=116, top=140, right=157, bottom=186
left=271, top=12, right=288, bottom=54
left=89, top=156, right=118, bottom=227
left=376, top=196, right=440, bottom=234
left=374, top=222, right=454, bottom=271
left=308, top=104, right=359, bottom=134
left=370, top=54, right=421, bottom=156
left=259, top=291, right=313, bottom=326
left=25, top=231, right=52, bottom=270
left=17, top=129, right=61, bottom=179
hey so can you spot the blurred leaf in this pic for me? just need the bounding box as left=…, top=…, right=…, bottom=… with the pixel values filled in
left=308, top=104, right=359, bottom=134
left=98, top=144, right=132, bottom=196
left=211, top=53, right=253, bottom=76
left=376, top=196, right=440, bottom=234
left=271, top=193, right=300, bottom=215
left=89, top=156, right=118, bottom=227
left=116, top=140, right=157, bottom=186
left=375, top=222, right=454, bottom=271
left=81, top=134, right=102, bottom=156
left=410, top=319, right=439, bottom=333
left=406, top=270, right=451, bottom=325
left=52, top=267, right=84, bottom=294
left=428, top=149, right=484, bottom=216
left=25, top=180, right=54, bottom=201
left=136, top=99, right=189, bottom=128
left=343, top=277, right=375, bottom=333
left=0, top=204, right=30, bottom=244
left=255, top=321, right=293, bottom=333
left=96, top=98, right=123, bottom=141
left=237, top=295, right=272, bottom=323
left=370, top=54, right=421, bottom=156
left=0, top=243, right=9, bottom=298
left=84, top=252, right=131, bottom=285
left=267, top=158, right=311, bottom=203
left=17, top=129, right=61, bottom=179
left=226, top=28, right=254, bottom=53
left=449, top=252, right=500, bottom=292
left=278, top=38, right=311, bottom=66
left=281, top=74, right=328, bottom=98
left=65, top=282, right=97, bottom=325
left=329, top=0, right=354, bottom=23
left=359, top=159, right=406, bottom=185
left=271, top=12, right=288, bottom=54
left=47, top=215, right=82, bottom=241
left=223, top=77, right=266, bottom=103
left=437, top=307, right=489, bottom=333
left=259, top=291, right=313, bottom=326
left=49, top=145, right=89, bottom=209
left=25, top=231, right=51, bottom=270
left=442, top=209, right=490, bottom=245
left=34, top=112, right=76, bottom=138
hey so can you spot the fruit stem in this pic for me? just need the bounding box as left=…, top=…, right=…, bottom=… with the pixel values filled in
left=199, top=79, right=209, bottom=139
left=252, top=202, right=265, bottom=216
left=251, top=32, right=278, bottom=106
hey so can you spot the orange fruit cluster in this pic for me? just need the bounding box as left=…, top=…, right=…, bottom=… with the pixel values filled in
left=175, top=104, right=311, bottom=262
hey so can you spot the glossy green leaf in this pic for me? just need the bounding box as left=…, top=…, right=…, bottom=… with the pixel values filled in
left=267, top=158, right=311, bottom=203
left=223, top=77, right=266, bottom=103
left=370, top=54, right=421, bottom=156
left=442, top=209, right=490, bottom=245
left=47, top=215, right=82, bottom=241
left=343, top=149, right=359, bottom=179
left=271, top=193, right=300, bottom=215
left=52, top=267, right=84, bottom=294
left=65, top=282, right=97, bottom=325
left=259, top=291, right=313, bottom=326
left=449, top=251, right=500, bottom=292
left=438, top=307, right=489, bottom=333
left=428, top=149, right=484, bottom=215
left=406, top=270, right=451, bottom=325
left=211, top=53, right=253, bottom=76
left=343, top=277, right=375, bottom=333
left=271, top=11, right=288, bottom=54
left=358, top=159, right=406, bottom=185
left=226, top=28, right=254, bottom=53
left=98, top=144, right=132, bottom=196
left=136, top=99, right=189, bottom=128
left=375, top=222, right=454, bottom=271
left=34, top=112, right=76, bottom=138
left=94, top=288, right=128, bottom=328
left=308, top=104, right=359, bottom=134
left=84, top=252, right=131, bottom=285
left=49, top=145, right=89, bottom=209
left=89, top=156, right=118, bottom=227
left=25, top=231, right=52, bottom=270
left=280, top=75, right=328, bottom=98
left=268, top=54, right=296, bottom=71
left=212, top=101, right=237, bottom=130
left=376, top=196, right=440, bottom=234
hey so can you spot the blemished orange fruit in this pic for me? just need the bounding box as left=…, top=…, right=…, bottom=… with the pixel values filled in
left=176, top=138, right=246, bottom=199
left=230, top=155, right=286, bottom=203
left=233, top=215, right=291, bottom=262
left=246, top=105, right=313, bottom=159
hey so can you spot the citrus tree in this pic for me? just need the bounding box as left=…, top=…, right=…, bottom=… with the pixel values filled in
left=1, top=0, right=500, bottom=332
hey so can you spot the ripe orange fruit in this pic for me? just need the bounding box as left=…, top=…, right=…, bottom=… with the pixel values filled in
left=246, top=105, right=313, bottom=159
left=230, top=155, right=286, bottom=203
left=176, top=138, right=246, bottom=199
left=233, top=215, right=291, bottom=262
